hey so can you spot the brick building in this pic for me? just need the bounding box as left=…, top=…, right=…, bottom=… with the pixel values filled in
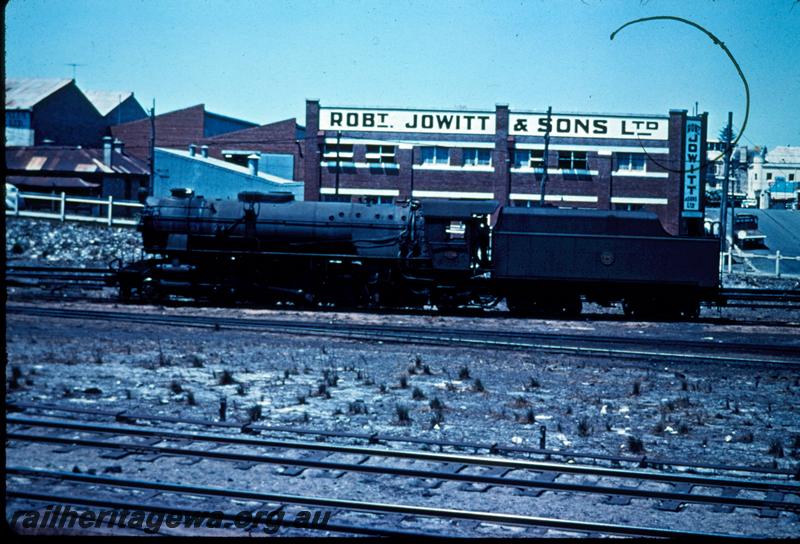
left=110, top=104, right=258, bottom=166
left=196, top=118, right=306, bottom=181
left=304, top=101, right=708, bottom=235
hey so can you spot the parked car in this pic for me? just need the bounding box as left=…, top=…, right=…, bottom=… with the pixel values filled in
left=733, top=213, right=766, bottom=248
left=740, top=198, right=758, bottom=208
left=5, top=183, right=23, bottom=210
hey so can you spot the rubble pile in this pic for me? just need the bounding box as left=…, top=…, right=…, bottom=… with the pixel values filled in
left=5, top=218, right=142, bottom=266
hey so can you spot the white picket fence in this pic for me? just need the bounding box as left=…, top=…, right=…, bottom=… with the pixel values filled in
left=6, top=190, right=143, bottom=227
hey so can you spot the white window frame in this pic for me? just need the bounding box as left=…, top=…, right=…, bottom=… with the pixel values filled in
left=616, top=152, right=646, bottom=172
left=420, top=146, right=449, bottom=165
left=557, top=150, right=588, bottom=171
left=322, top=143, right=354, bottom=162
left=463, top=148, right=492, bottom=167
left=365, top=144, right=396, bottom=164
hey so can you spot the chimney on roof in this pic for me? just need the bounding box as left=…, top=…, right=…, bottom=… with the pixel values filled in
left=103, top=136, right=113, bottom=166
left=248, top=154, right=260, bottom=176
left=189, top=144, right=197, bottom=157
left=200, top=145, right=209, bottom=158
left=113, top=138, right=124, bottom=155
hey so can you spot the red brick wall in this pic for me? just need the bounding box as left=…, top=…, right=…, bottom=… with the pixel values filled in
left=111, top=104, right=206, bottom=164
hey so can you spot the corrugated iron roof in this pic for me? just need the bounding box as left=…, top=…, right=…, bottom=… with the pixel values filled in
left=84, top=90, right=134, bottom=116
left=6, top=146, right=149, bottom=176
left=6, top=78, right=73, bottom=109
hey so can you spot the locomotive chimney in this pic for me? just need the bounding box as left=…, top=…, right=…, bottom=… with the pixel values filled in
left=200, top=145, right=209, bottom=158
left=103, top=136, right=113, bottom=166
left=189, top=144, right=197, bottom=157
left=113, top=138, right=124, bottom=155
left=248, top=154, right=259, bottom=176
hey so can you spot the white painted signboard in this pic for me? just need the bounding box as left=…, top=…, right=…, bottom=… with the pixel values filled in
left=682, top=118, right=703, bottom=217
left=320, top=108, right=495, bottom=135
left=508, top=113, right=668, bottom=140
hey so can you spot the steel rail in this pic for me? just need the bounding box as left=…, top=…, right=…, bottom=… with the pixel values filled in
left=8, top=429, right=797, bottom=512
left=5, top=467, right=743, bottom=539
left=9, top=416, right=799, bottom=493
left=6, top=490, right=439, bottom=538
left=9, top=400, right=795, bottom=477
left=7, top=305, right=800, bottom=367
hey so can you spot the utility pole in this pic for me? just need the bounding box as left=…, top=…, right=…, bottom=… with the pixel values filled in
left=539, top=106, right=552, bottom=206
left=334, top=130, right=342, bottom=199
left=719, top=111, right=733, bottom=255
left=149, top=99, right=156, bottom=195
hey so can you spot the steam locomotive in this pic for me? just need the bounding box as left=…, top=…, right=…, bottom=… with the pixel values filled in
left=118, top=189, right=720, bottom=319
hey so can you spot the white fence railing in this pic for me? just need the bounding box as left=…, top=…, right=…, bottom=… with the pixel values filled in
left=6, top=190, right=143, bottom=227
left=721, top=249, right=800, bottom=278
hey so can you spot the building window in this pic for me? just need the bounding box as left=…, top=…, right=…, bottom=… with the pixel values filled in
left=365, top=144, right=396, bottom=164
left=513, top=149, right=544, bottom=169
left=766, top=172, right=772, bottom=181
left=322, top=143, right=354, bottom=163
left=790, top=174, right=795, bottom=181
left=362, top=195, right=393, bottom=205
left=463, top=148, right=491, bottom=166
left=616, top=152, right=645, bottom=171
left=557, top=151, right=588, bottom=171
left=420, top=146, right=449, bottom=165
left=754, top=173, right=758, bottom=180
left=613, top=203, right=644, bottom=212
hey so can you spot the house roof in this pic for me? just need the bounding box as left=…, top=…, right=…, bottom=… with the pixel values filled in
left=766, top=146, right=800, bottom=165
left=157, top=147, right=298, bottom=185
left=83, top=90, right=134, bottom=116
left=6, top=146, right=149, bottom=176
left=6, top=78, right=73, bottom=109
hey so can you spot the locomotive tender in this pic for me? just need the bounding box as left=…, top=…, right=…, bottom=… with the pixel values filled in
left=119, top=189, right=720, bottom=319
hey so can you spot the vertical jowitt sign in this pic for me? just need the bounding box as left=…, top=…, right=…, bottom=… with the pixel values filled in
left=682, top=119, right=703, bottom=216
left=320, top=108, right=495, bottom=135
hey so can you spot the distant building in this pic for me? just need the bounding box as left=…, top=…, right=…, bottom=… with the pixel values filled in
left=153, top=146, right=303, bottom=202
left=5, top=78, right=106, bottom=146
left=195, top=118, right=306, bottom=181
left=705, top=139, right=748, bottom=198
left=6, top=138, right=149, bottom=200
left=84, top=90, right=148, bottom=125
left=749, top=146, right=800, bottom=206
left=110, top=104, right=259, bottom=167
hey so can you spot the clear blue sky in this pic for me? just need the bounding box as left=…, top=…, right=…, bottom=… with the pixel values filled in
left=6, top=0, right=799, bottom=148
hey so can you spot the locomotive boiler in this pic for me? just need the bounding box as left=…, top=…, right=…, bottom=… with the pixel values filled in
left=119, top=190, right=497, bottom=308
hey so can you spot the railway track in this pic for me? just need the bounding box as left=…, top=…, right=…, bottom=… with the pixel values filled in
left=7, top=303, right=800, bottom=368
left=12, top=400, right=796, bottom=478
left=6, top=265, right=800, bottom=311
left=5, top=265, right=115, bottom=289
left=7, top=406, right=800, bottom=537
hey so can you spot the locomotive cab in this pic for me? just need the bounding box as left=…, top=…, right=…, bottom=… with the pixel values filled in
left=419, top=199, right=497, bottom=272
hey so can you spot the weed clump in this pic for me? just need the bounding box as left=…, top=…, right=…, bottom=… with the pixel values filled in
left=412, top=387, right=426, bottom=400
left=768, top=439, right=785, bottom=458
left=170, top=380, right=183, bottom=394
left=458, top=366, right=471, bottom=380
left=218, top=369, right=236, bottom=386
left=472, top=378, right=485, bottom=393
left=395, top=404, right=411, bottom=425
left=627, top=435, right=645, bottom=454
left=577, top=417, right=592, bottom=437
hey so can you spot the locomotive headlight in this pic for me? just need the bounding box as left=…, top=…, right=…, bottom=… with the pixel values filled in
left=737, top=230, right=747, bottom=240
